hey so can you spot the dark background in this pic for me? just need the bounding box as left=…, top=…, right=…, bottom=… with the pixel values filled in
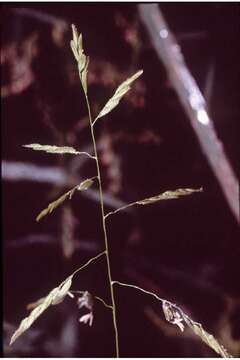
left=2, top=3, right=240, bottom=357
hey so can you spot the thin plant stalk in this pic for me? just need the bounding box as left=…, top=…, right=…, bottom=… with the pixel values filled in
left=71, top=24, right=143, bottom=355
left=83, top=90, right=120, bottom=357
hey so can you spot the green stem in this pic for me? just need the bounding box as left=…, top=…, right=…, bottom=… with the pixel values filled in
left=84, top=91, right=120, bottom=357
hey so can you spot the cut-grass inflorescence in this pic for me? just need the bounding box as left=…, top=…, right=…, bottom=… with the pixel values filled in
left=9, top=25, right=232, bottom=358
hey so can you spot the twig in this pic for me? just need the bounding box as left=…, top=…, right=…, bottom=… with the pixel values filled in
left=71, top=251, right=106, bottom=278
left=112, top=280, right=165, bottom=302
left=138, top=4, right=239, bottom=223
left=95, top=296, right=113, bottom=310
left=105, top=201, right=137, bottom=219
left=68, top=144, right=95, bottom=172
left=73, top=151, right=96, bottom=160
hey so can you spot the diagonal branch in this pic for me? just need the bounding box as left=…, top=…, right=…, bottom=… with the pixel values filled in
left=71, top=251, right=106, bottom=278
left=138, top=4, right=239, bottom=223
